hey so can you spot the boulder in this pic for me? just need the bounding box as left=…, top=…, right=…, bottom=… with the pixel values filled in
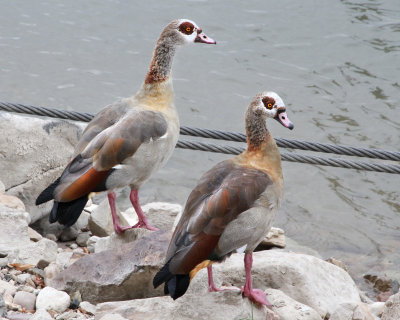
left=13, top=291, right=36, bottom=311
left=36, top=287, right=70, bottom=313
left=187, top=251, right=361, bottom=318
left=265, top=288, right=320, bottom=319
left=95, top=291, right=273, bottom=320
left=48, top=230, right=171, bottom=304
left=0, top=112, right=84, bottom=223
left=381, top=292, right=400, bottom=320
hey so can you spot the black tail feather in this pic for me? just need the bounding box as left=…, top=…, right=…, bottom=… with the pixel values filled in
left=49, top=196, right=89, bottom=227
left=153, top=261, right=190, bottom=300
left=36, top=177, right=61, bottom=205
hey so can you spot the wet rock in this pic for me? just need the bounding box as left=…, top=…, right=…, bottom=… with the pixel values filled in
left=0, top=194, right=26, bottom=211
left=188, top=251, right=361, bottom=319
left=0, top=112, right=84, bottom=223
left=381, top=292, right=400, bottom=320
left=48, top=230, right=171, bottom=304
left=265, top=288, right=320, bottom=319
left=93, top=228, right=151, bottom=253
left=76, top=232, right=91, bottom=247
left=31, top=308, right=53, bottom=320
left=255, top=227, right=286, bottom=251
left=96, top=290, right=271, bottom=320
left=27, top=228, right=42, bottom=242
left=79, top=301, right=95, bottom=315
left=13, top=291, right=36, bottom=311
left=36, top=287, right=70, bottom=313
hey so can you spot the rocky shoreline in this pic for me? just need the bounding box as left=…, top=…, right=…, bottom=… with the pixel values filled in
left=0, top=112, right=399, bottom=319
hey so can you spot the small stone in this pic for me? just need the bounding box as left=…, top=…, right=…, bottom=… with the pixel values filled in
left=43, top=263, right=62, bottom=286
left=56, top=252, right=73, bottom=269
left=69, top=291, right=82, bottom=310
left=16, top=274, right=31, bottom=284
left=26, top=276, right=35, bottom=288
left=367, top=302, right=384, bottom=318
left=79, top=301, right=95, bottom=315
left=256, top=227, right=286, bottom=250
left=0, top=259, right=8, bottom=268
left=69, top=243, right=78, bottom=250
left=3, top=292, right=13, bottom=306
left=0, top=279, right=17, bottom=296
left=59, top=227, right=79, bottom=242
left=17, top=285, right=34, bottom=293
left=27, top=227, right=42, bottom=242
left=45, top=234, right=58, bottom=242
left=76, top=232, right=91, bottom=247
left=86, top=236, right=100, bottom=253
left=326, top=257, right=348, bottom=272
left=13, top=291, right=36, bottom=311
left=0, top=180, right=5, bottom=193
left=0, top=294, right=6, bottom=317
left=31, top=308, right=53, bottom=320
left=36, top=287, right=70, bottom=313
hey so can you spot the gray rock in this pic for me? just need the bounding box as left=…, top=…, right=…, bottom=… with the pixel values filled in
left=79, top=301, right=96, bottom=315
left=59, top=227, right=79, bottom=242
left=94, top=228, right=151, bottom=253
left=187, top=251, right=361, bottom=319
left=0, top=294, right=6, bottom=317
left=0, top=180, right=5, bottom=193
left=76, top=232, right=91, bottom=247
left=96, top=290, right=272, bottom=320
left=13, top=291, right=36, bottom=311
left=48, top=230, right=171, bottom=304
left=265, top=288, right=321, bottom=319
left=36, top=287, right=70, bottom=313
left=31, top=309, right=53, bottom=320
left=0, top=112, right=84, bottom=223
left=381, top=292, right=400, bottom=320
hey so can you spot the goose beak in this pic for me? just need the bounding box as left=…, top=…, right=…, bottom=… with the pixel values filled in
left=195, top=31, right=216, bottom=44
left=275, top=109, right=294, bottom=130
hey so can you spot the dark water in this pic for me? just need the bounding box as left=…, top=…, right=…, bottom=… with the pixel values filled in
left=1, top=0, right=399, bottom=292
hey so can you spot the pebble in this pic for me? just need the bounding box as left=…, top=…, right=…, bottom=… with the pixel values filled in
left=79, top=301, right=96, bottom=315
left=16, top=274, right=31, bottom=284
left=70, top=243, right=78, bottom=250
left=31, top=308, right=53, bottom=320
left=13, top=291, right=36, bottom=311
left=45, top=234, right=58, bottom=242
left=36, top=287, right=71, bottom=313
left=76, top=232, right=91, bottom=247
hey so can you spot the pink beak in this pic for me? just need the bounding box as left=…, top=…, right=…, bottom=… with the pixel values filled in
left=275, top=110, right=294, bottom=130
left=195, top=31, right=216, bottom=44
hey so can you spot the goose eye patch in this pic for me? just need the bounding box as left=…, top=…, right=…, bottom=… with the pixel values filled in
left=179, top=22, right=195, bottom=35
left=262, top=97, right=275, bottom=110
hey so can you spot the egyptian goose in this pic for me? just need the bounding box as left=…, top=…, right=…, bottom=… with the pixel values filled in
left=153, top=92, right=293, bottom=306
left=36, top=19, right=216, bottom=233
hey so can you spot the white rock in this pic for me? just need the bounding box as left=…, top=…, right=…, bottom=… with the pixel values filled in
left=31, top=308, right=53, bottom=320
left=56, top=251, right=73, bottom=269
left=79, top=301, right=96, bottom=315
left=87, top=236, right=100, bottom=253
left=76, top=232, right=91, bottom=247
left=188, top=251, right=361, bottom=319
left=367, top=302, right=385, bottom=318
left=140, top=202, right=182, bottom=231
left=0, top=194, right=25, bottom=211
left=36, top=286, right=71, bottom=313
left=16, top=238, right=58, bottom=269
left=0, top=279, right=17, bottom=296
left=13, top=291, right=36, bottom=311
left=381, top=292, right=400, bottom=320
left=265, top=288, right=321, bottom=319
left=257, top=227, right=286, bottom=249
left=75, top=211, right=90, bottom=231
left=94, top=228, right=151, bottom=253
left=0, top=112, right=84, bottom=223
left=59, top=227, right=79, bottom=242
left=99, top=314, right=129, bottom=320
left=16, top=273, right=32, bottom=284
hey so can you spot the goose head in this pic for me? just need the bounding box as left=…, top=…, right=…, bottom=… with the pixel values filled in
left=161, top=19, right=216, bottom=46
left=250, top=92, right=294, bottom=130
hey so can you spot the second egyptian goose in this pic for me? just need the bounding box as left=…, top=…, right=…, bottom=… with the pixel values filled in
left=36, top=19, right=216, bottom=233
left=153, top=91, right=293, bottom=306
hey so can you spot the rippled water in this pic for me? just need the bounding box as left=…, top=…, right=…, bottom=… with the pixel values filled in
left=1, top=0, right=399, bottom=292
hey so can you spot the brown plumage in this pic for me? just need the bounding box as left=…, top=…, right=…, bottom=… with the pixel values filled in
left=36, top=19, right=216, bottom=233
left=154, top=91, right=293, bottom=307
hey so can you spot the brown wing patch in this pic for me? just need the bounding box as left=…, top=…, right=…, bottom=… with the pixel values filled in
left=58, top=168, right=110, bottom=202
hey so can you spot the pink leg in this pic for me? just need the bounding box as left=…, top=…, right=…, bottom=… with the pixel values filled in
left=129, top=189, right=159, bottom=231
left=207, top=265, right=240, bottom=292
left=108, top=192, right=133, bottom=234
left=241, top=253, right=272, bottom=308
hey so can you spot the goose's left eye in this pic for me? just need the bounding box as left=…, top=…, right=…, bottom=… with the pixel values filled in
left=267, top=103, right=273, bottom=109
left=186, top=27, right=191, bottom=32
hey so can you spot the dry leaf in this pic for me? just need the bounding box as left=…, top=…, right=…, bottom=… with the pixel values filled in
left=9, top=263, right=35, bottom=271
